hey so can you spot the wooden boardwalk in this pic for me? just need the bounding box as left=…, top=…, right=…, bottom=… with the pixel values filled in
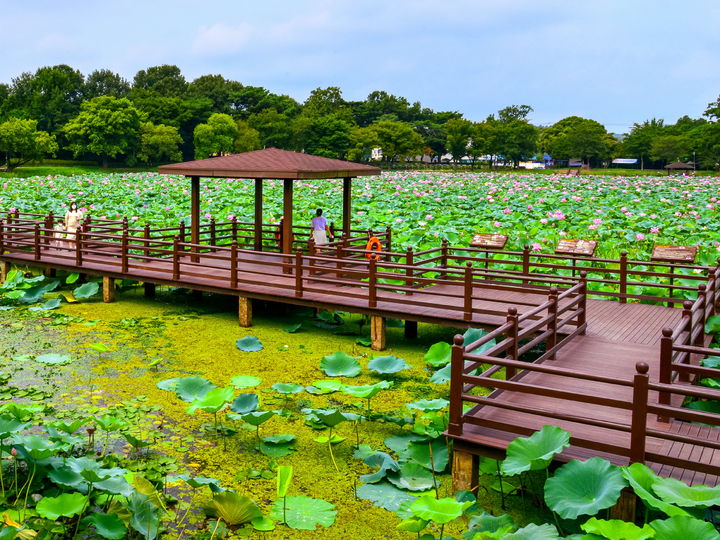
left=3, top=216, right=720, bottom=488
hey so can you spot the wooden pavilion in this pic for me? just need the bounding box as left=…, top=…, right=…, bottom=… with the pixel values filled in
left=664, top=162, right=694, bottom=175
left=157, top=148, right=381, bottom=255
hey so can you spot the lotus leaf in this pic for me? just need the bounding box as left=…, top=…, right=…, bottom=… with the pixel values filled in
left=651, top=476, right=720, bottom=508
left=685, top=399, right=720, bottom=416
left=35, top=353, right=72, bottom=365
left=271, top=382, right=305, bottom=394
left=239, top=410, right=275, bottom=426
left=89, top=342, right=110, bottom=353
left=505, top=523, right=561, bottom=539
left=424, top=341, right=452, bottom=367
left=0, top=417, right=27, bottom=437
left=95, top=476, right=134, bottom=497
left=356, top=481, right=418, bottom=512
left=83, top=513, right=128, bottom=539
left=271, top=495, right=337, bottom=530
left=701, top=356, right=720, bottom=369
left=320, top=352, right=361, bottom=377
left=406, top=398, right=450, bottom=412
left=187, top=386, right=234, bottom=414
left=277, top=464, right=293, bottom=497
left=251, top=516, right=276, bottom=531
left=341, top=380, right=393, bottom=399
left=73, top=281, right=100, bottom=299
left=545, top=458, right=627, bottom=519
left=29, top=297, right=61, bottom=311
left=229, top=375, right=262, bottom=388
left=260, top=434, right=297, bottom=457
left=650, top=516, right=720, bottom=540
left=175, top=376, right=216, bottom=402
left=202, top=492, right=261, bottom=526
left=396, top=516, right=429, bottom=533
left=156, top=377, right=181, bottom=391
left=283, top=322, right=302, bottom=333
left=66, top=272, right=80, bottom=284
left=466, top=512, right=516, bottom=537
left=501, top=425, right=571, bottom=476
left=355, top=336, right=372, bottom=347
left=230, top=393, right=259, bottom=414
left=305, top=380, right=344, bottom=395
left=621, top=463, right=689, bottom=517
left=360, top=451, right=400, bottom=483
left=581, top=517, right=654, bottom=540
left=705, top=315, right=720, bottom=334
left=404, top=438, right=450, bottom=472
left=384, top=433, right=428, bottom=453
left=13, top=434, right=59, bottom=460
left=410, top=495, right=472, bottom=524
left=313, top=409, right=349, bottom=428
left=387, top=462, right=435, bottom=492
left=429, top=363, right=452, bottom=384
left=236, top=336, right=263, bottom=352
left=368, top=355, right=411, bottom=374
left=36, top=492, right=87, bottom=520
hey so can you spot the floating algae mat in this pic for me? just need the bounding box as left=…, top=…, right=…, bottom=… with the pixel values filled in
left=0, top=285, right=545, bottom=538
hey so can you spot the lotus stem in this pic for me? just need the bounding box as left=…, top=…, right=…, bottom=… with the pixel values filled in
left=328, top=428, right=339, bottom=473
left=496, top=460, right=506, bottom=509
left=0, top=441, right=5, bottom=498
left=283, top=494, right=287, bottom=526
left=20, top=463, right=36, bottom=520
left=209, top=518, right=222, bottom=540
left=72, top=484, right=91, bottom=539
left=428, top=442, right=439, bottom=499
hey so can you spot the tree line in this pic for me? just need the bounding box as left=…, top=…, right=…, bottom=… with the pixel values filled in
left=0, top=64, right=718, bottom=170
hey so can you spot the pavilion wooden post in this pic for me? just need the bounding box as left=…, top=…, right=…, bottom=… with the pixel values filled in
left=143, top=283, right=156, bottom=298
left=371, top=315, right=386, bottom=351
left=254, top=178, right=263, bottom=251
left=282, top=179, right=293, bottom=273
left=102, top=276, right=115, bottom=303
left=190, top=176, right=200, bottom=262
left=452, top=448, right=479, bottom=494
left=342, top=176, right=351, bottom=239
left=238, top=297, right=252, bottom=327
left=0, top=262, right=9, bottom=283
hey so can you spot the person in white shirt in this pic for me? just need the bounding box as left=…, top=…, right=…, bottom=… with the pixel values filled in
left=310, top=208, right=333, bottom=245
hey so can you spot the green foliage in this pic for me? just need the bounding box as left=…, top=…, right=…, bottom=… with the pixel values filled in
left=651, top=476, right=720, bottom=508
left=544, top=458, right=627, bottom=519
left=368, top=355, right=411, bottom=374
left=229, top=375, right=262, bottom=388
left=650, top=516, right=720, bottom=539
left=0, top=117, right=58, bottom=170
left=236, top=336, right=263, bottom=352
left=35, top=492, right=88, bottom=519
left=174, top=376, right=216, bottom=402
left=501, top=425, right=571, bottom=476
left=424, top=341, right=452, bottom=367
left=621, top=463, right=690, bottom=517
left=193, top=113, right=239, bottom=159
left=73, top=282, right=100, bottom=299
left=410, top=495, right=471, bottom=524
left=581, top=517, right=654, bottom=540
left=271, top=495, right=337, bottom=530
left=202, top=492, right=262, bottom=526
left=320, top=352, right=361, bottom=377
left=137, top=122, right=182, bottom=165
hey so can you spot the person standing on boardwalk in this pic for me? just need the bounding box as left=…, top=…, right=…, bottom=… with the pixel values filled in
left=311, top=208, right=333, bottom=245
left=64, top=201, right=83, bottom=241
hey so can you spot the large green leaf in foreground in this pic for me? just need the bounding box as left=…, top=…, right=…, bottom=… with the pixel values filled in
left=271, top=495, right=336, bottom=530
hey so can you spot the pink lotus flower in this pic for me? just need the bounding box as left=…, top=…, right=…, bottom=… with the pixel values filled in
left=636, top=233, right=645, bottom=241
left=650, top=227, right=660, bottom=234
left=531, top=242, right=542, bottom=252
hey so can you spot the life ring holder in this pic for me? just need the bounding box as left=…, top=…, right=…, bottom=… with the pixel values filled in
left=365, top=236, right=383, bottom=261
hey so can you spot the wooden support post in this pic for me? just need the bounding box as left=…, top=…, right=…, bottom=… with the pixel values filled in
left=440, top=239, right=448, bottom=278
left=230, top=241, right=238, bottom=289
left=404, top=320, right=418, bottom=339
left=102, top=276, right=115, bottom=303
left=0, top=261, right=9, bottom=283
left=172, top=236, right=180, bottom=280
left=231, top=217, right=238, bottom=244
left=238, top=296, right=252, bottom=327
left=578, top=271, right=587, bottom=334
left=680, top=300, right=693, bottom=383
left=0, top=220, right=4, bottom=254
left=630, top=362, right=649, bottom=464
left=34, top=224, right=41, bottom=261
left=609, top=488, right=637, bottom=522
left=368, top=257, right=377, bottom=308
left=452, top=449, right=479, bottom=493
left=522, top=244, right=530, bottom=285
left=143, top=282, right=156, bottom=298
left=75, top=228, right=83, bottom=267
left=254, top=179, right=263, bottom=251
left=294, top=250, right=303, bottom=298
left=405, top=247, right=414, bottom=295
left=342, top=176, right=351, bottom=239
left=370, top=315, right=386, bottom=351
left=210, top=218, right=216, bottom=247
left=143, top=225, right=151, bottom=258
left=619, top=251, right=628, bottom=303
left=190, top=175, right=200, bottom=262
left=43, top=267, right=56, bottom=278
left=449, top=334, right=465, bottom=435
left=121, top=231, right=129, bottom=273
left=463, top=262, right=473, bottom=322
left=385, top=226, right=392, bottom=255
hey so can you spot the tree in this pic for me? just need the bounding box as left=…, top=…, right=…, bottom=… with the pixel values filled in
left=7, top=65, right=85, bottom=134
left=497, top=104, right=533, bottom=122
left=650, top=135, right=688, bottom=163
left=620, top=118, right=664, bottom=169
left=234, top=120, right=261, bottom=153
left=63, top=96, right=143, bottom=167
left=370, top=120, right=424, bottom=161
left=0, top=118, right=57, bottom=171
left=188, top=74, right=232, bottom=111
left=468, top=121, right=498, bottom=167
left=444, top=118, right=472, bottom=162
left=347, top=126, right=380, bottom=162
left=84, top=69, right=130, bottom=99
left=137, top=122, right=183, bottom=165
left=685, top=122, right=720, bottom=169
left=541, top=116, right=612, bottom=166
left=293, top=113, right=353, bottom=158
left=133, top=65, right=187, bottom=97
left=248, top=108, right=293, bottom=149
left=704, top=95, right=720, bottom=121
left=193, top=113, right=239, bottom=159
left=303, top=87, right=350, bottom=118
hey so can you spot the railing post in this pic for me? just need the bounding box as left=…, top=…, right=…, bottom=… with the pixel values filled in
left=122, top=216, right=128, bottom=234
left=143, top=225, right=150, bottom=258
left=506, top=307, right=519, bottom=380
left=579, top=271, right=587, bottom=334
left=619, top=251, right=628, bottom=303
left=547, top=287, right=558, bottom=359
left=121, top=230, right=128, bottom=273
left=440, top=238, right=448, bottom=279
left=463, top=262, right=473, bottom=322
left=630, top=362, right=650, bottom=464
left=230, top=241, right=238, bottom=288
left=34, top=224, right=40, bottom=261
left=406, top=247, right=414, bottom=295
left=0, top=220, right=4, bottom=254
left=172, top=235, right=180, bottom=280
left=295, top=250, right=303, bottom=298
left=368, top=257, right=377, bottom=308
left=44, top=212, right=53, bottom=248
left=680, top=300, right=694, bottom=383
left=385, top=225, right=392, bottom=254
left=308, top=238, right=316, bottom=275
left=75, top=227, right=83, bottom=267
left=448, top=335, right=465, bottom=435
left=231, top=217, right=238, bottom=244
left=178, top=221, right=186, bottom=250
left=210, top=218, right=216, bottom=246
left=522, top=244, right=530, bottom=285
left=335, top=237, right=344, bottom=279
left=658, top=327, right=673, bottom=415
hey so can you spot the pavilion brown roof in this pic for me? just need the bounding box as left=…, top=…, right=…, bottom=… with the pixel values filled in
left=158, top=148, right=381, bottom=179
left=664, top=161, right=694, bottom=169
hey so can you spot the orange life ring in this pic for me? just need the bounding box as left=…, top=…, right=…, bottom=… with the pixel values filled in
left=365, top=237, right=383, bottom=260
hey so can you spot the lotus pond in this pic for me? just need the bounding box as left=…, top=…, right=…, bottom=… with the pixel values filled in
left=2, top=171, right=720, bottom=263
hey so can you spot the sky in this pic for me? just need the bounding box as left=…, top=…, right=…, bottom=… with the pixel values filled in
left=2, top=0, right=720, bottom=133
